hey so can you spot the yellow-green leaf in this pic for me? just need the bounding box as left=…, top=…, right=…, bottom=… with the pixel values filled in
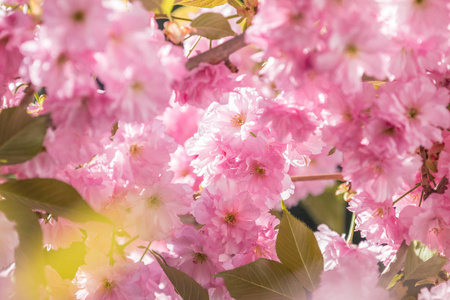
left=0, top=200, right=45, bottom=299
left=175, top=0, right=227, bottom=8
left=191, top=12, right=235, bottom=40
left=403, top=241, right=447, bottom=281
left=0, top=107, right=48, bottom=165
left=276, top=205, right=324, bottom=292
left=153, top=252, right=209, bottom=300
left=139, top=0, right=174, bottom=14
left=216, top=258, right=305, bottom=300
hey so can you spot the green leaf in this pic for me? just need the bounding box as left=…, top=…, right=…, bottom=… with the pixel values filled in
left=0, top=178, right=110, bottom=224
left=191, top=12, right=236, bottom=40
left=0, top=199, right=45, bottom=299
left=379, top=241, right=408, bottom=289
left=216, top=258, right=305, bottom=300
left=0, top=107, right=48, bottom=165
left=139, top=0, right=174, bottom=14
left=153, top=252, right=209, bottom=300
left=403, top=241, right=447, bottom=281
left=175, top=0, right=227, bottom=8
left=276, top=205, right=324, bottom=292
left=139, top=0, right=161, bottom=11
left=299, top=185, right=346, bottom=234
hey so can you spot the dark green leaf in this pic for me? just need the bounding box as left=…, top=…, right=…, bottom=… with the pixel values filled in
left=176, top=0, right=227, bottom=8
left=0, top=178, right=110, bottom=223
left=153, top=252, right=209, bottom=300
left=299, top=185, right=346, bottom=234
left=276, top=203, right=324, bottom=291
left=191, top=13, right=236, bottom=40
left=0, top=200, right=45, bottom=300
left=216, top=258, right=305, bottom=300
left=0, top=107, right=48, bottom=165
left=403, top=241, right=447, bottom=281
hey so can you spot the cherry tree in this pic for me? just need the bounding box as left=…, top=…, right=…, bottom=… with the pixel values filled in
left=0, top=0, right=449, bottom=299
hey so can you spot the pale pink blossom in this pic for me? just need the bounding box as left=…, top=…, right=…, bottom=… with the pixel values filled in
left=418, top=280, right=450, bottom=300
left=0, top=210, right=18, bottom=270
left=124, top=173, right=191, bottom=242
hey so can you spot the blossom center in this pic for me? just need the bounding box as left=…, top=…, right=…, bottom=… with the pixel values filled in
left=147, top=195, right=161, bottom=209
left=193, top=252, right=207, bottom=263
left=130, top=81, right=145, bottom=92
left=373, top=208, right=385, bottom=218
left=407, top=107, right=419, bottom=119
left=254, top=163, right=266, bottom=178
left=382, top=125, right=396, bottom=136
left=224, top=211, right=238, bottom=225
left=129, top=144, right=144, bottom=157
left=102, top=280, right=115, bottom=293
left=72, top=10, right=86, bottom=23
left=230, top=112, right=247, bottom=127
left=56, top=54, right=68, bottom=66
left=345, top=44, right=358, bottom=57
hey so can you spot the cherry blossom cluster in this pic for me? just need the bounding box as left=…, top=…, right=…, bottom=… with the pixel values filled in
left=0, top=0, right=450, bottom=299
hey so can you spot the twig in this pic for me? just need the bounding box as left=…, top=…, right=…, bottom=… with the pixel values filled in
left=290, top=173, right=344, bottom=182
left=185, top=34, right=247, bottom=70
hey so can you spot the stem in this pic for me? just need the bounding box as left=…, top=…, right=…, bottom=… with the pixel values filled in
left=120, top=235, right=139, bottom=250
left=418, top=189, right=425, bottom=207
left=346, top=212, right=356, bottom=244
left=186, top=36, right=202, bottom=58
left=291, top=173, right=344, bottom=182
left=139, top=241, right=152, bottom=262
left=185, top=34, right=247, bottom=70
left=172, top=16, right=193, bottom=22
left=154, top=14, right=192, bottom=22
left=392, top=183, right=421, bottom=205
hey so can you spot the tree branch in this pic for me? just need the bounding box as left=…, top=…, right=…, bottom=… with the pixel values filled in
left=290, top=173, right=344, bottom=182
left=185, top=34, right=247, bottom=70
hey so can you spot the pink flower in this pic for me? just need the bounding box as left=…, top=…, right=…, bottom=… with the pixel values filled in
left=418, top=281, right=450, bottom=300
left=76, top=260, right=144, bottom=300
left=173, top=62, right=238, bottom=109
left=0, top=210, right=18, bottom=270
left=394, top=0, right=450, bottom=39
left=314, top=11, right=390, bottom=93
left=162, top=103, right=203, bottom=145
left=402, top=194, right=450, bottom=255
left=342, top=147, right=421, bottom=202
left=386, top=77, right=450, bottom=150
left=260, top=99, right=317, bottom=144
left=165, top=225, right=225, bottom=288
left=232, top=135, right=293, bottom=208
left=313, top=237, right=392, bottom=300
left=124, top=173, right=191, bottom=242
left=42, top=0, right=109, bottom=53
left=0, top=10, right=34, bottom=96
left=193, top=187, right=261, bottom=254
left=106, top=120, right=177, bottom=184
